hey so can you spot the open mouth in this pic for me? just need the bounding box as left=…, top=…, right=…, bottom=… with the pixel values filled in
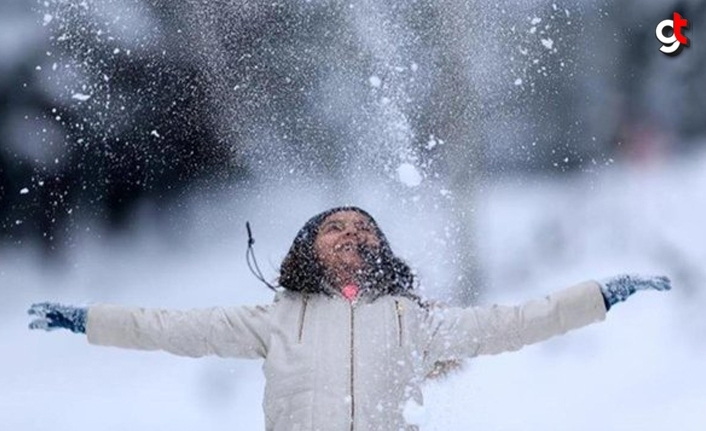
left=335, top=242, right=358, bottom=252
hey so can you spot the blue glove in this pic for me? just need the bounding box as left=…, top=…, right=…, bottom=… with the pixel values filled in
left=599, top=274, right=671, bottom=311
left=28, top=303, right=87, bottom=334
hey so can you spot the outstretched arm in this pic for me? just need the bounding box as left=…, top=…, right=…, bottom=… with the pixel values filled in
left=29, top=302, right=272, bottom=359
left=423, top=275, right=671, bottom=366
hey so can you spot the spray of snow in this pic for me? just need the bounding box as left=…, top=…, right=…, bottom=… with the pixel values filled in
left=71, top=93, right=91, bottom=101
left=397, top=163, right=422, bottom=187
left=402, top=398, right=428, bottom=426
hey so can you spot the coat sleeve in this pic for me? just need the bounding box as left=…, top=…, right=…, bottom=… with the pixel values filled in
left=422, top=281, right=606, bottom=366
left=86, top=304, right=272, bottom=359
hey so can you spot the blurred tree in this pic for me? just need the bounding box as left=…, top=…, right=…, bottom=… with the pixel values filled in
left=1, top=0, right=247, bottom=251
left=596, top=0, right=705, bottom=161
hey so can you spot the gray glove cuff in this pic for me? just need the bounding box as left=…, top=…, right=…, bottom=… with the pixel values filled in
left=65, top=307, right=88, bottom=334
left=599, top=275, right=636, bottom=310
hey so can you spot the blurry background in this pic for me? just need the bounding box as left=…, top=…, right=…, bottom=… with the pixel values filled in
left=1, top=0, right=705, bottom=429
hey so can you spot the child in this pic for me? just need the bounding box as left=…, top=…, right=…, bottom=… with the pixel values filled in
left=28, top=206, right=671, bottom=431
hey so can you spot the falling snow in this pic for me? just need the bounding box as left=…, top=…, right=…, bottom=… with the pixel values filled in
left=397, top=163, right=422, bottom=187
left=0, top=0, right=702, bottom=429
left=426, top=135, right=440, bottom=150
left=71, top=93, right=91, bottom=101
left=403, top=398, right=428, bottom=426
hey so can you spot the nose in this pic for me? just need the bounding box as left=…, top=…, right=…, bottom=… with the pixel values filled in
left=343, top=223, right=360, bottom=237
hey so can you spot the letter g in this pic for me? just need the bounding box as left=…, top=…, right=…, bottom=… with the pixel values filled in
left=656, top=19, right=680, bottom=54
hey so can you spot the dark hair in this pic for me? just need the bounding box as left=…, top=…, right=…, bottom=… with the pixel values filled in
left=278, top=206, right=419, bottom=301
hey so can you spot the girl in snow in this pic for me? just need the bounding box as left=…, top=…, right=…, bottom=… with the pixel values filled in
left=28, top=206, right=670, bottom=431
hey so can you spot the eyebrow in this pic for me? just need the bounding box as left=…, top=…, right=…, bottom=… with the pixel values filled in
left=320, top=218, right=374, bottom=228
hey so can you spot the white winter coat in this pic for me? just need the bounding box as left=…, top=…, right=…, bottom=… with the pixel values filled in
left=86, top=281, right=606, bottom=431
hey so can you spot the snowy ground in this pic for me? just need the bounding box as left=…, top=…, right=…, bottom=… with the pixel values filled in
left=1, top=149, right=705, bottom=430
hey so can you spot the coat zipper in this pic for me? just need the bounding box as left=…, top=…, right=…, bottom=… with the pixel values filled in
left=349, top=301, right=356, bottom=431
left=394, top=300, right=404, bottom=347
left=297, top=296, right=308, bottom=343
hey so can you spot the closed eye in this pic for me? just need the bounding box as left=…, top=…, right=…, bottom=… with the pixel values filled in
left=356, top=222, right=374, bottom=232
left=321, top=221, right=344, bottom=233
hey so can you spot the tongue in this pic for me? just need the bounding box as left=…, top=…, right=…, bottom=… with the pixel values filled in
left=341, top=284, right=359, bottom=301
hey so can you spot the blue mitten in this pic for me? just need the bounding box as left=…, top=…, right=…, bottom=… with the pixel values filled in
left=28, top=303, right=87, bottom=334
left=599, top=274, right=671, bottom=310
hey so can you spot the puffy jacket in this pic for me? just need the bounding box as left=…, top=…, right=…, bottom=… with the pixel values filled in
left=86, top=280, right=606, bottom=431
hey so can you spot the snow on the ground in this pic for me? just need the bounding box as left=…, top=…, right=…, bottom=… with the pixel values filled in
left=1, top=150, right=705, bottom=430
left=425, top=150, right=706, bottom=430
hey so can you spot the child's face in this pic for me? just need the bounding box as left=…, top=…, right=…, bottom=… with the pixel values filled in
left=313, top=210, right=381, bottom=278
